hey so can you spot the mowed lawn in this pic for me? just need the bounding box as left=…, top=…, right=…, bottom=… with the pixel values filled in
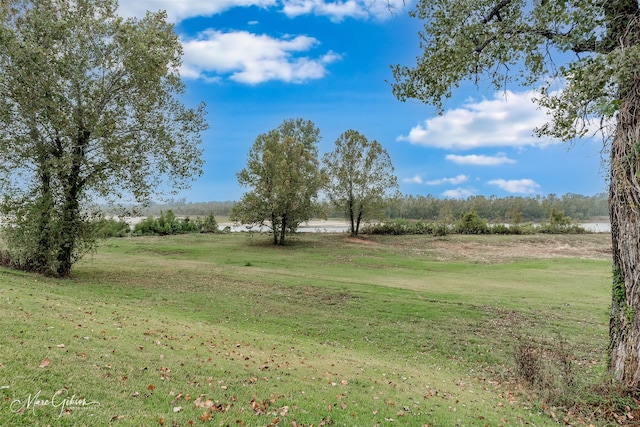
left=0, top=232, right=612, bottom=426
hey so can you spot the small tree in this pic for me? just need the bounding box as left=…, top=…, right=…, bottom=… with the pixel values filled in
left=456, top=210, right=490, bottom=234
left=0, top=0, right=207, bottom=277
left=231, top=119, right=324, bottom=245
left=322, top=130, right=399, bottom=236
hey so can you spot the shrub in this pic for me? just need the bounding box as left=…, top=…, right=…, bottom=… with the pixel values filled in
left=132, top=211, right=220, bottom=236
left=490, top=223, right=511, bottom=235
left=133, top=210, right=201, bottom=236
left=456, top=210, right=490, bottom=234
left=196, top=213, right=220, bottom=233
left=360, top=219, right=450, bottom=236
left=94, top=217, right=130, bottom=238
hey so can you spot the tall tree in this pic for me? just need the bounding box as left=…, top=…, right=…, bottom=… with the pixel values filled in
left=323, top=130, right=399, bottom=236
left=231, top=119, right=324, bottom=245
left=391, top=0, right=640, bottom=387
left=0, top=0, right=207, bottom=277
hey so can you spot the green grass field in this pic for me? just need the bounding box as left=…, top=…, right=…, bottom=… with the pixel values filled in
left=0, top=233, right=614, bottom=426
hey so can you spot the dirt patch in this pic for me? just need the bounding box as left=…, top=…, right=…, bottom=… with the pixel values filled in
left=424, top=235, right=612, bottom=263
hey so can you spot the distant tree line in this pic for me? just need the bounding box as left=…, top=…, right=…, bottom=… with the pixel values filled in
left=383, top=192, right=608, bottom=222
left=125, top=192, right=608, bottom=225
left=110, top=199, right=236, bottom=218
left=362, top=207, right=588, bottom=236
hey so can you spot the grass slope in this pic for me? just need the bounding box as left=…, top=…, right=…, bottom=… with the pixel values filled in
left=0, top=233, right=612, bottom=426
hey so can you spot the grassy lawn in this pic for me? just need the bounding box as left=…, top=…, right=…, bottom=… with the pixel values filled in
left=0, top=233, right=613, bottom=426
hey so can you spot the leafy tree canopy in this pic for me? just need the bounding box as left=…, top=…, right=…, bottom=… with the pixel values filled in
left=0, top=0, right=207, bottom=276
left=231, top=119, right=324, bottom=245
left=392, top=0, right=630, bottom=141
left=322, top=130, right=399, bottom=236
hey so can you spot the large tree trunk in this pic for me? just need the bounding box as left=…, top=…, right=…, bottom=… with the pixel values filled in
left=607, top=0, right=640, bottom=387
left=35, top=158, right=54, bottom=273
left=55, top=132, right=88, bottom=278
left=348, top=198, right=356, bottom=237
left=279, top=213, right=287, bottom=245
left=608, top=72, right=640, bottom=386
left=355, top=209, right=363, bottom=237
left=271, top=212, right=279, bottom=245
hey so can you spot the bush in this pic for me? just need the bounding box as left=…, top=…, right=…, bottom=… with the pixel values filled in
left=360, top=219, right=450, bottom=236
left=94, top=217, right=130, bottom=238
left=490, top=223, right=511, bottom=235
left=196, top=213, right=220, bottom=233
left=132, top=211, right=219, bottom=236
left=456, top=210, right=490, bottom=234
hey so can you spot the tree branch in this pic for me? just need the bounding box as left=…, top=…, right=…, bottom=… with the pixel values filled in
left=482, top=0, right=513, bottom=24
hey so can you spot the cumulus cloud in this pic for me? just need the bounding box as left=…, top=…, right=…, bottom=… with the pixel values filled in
left=425, top=174, right=469, bottom=186
left=403, top=174, right=469, bottom=186
left=402, top=174, right=424, bottom=184
left=397, top=91, right=552, bottom=150
left=118, top=0, right=408, bottom=23
left=281, top=0, right=408, bottom=22
left=118, top=0, right=277, bottom=22
left=446, top=153, right=516, bottom=166
left=443, top=188, right=476, bottom=199
left=181, top=30, right=341, bottom=84
left=488, top=179, right=541, bottom=194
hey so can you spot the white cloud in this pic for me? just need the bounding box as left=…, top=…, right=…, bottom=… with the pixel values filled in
left=402, top=174, right=424, bottom=184
left=118, top=0, right=277, bottom=22
left=118, top=0, right=408, bottom=23
left=488, top=179, right=541, bottom=194
left=443, top=188, right=476, bottom=199
left=281, top=0, right=408, bottom=22
left=446, top=153, right=516, bottom=166
left=181, top=30, right=341, bottom=84
left=397, top=90, right=552, bottom=150
left=403, top=173, right=469, bottom=186
left=425, top=174, right=469, bottom=186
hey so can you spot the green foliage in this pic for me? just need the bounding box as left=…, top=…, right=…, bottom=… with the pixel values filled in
left=385, top=193, right=608, bottom=222
left=198, top=212, right=220, bottom=234
left=392, top=0, right=619, bottom=142
left=456, top=210, right=490, bottom=234
left=131, top=210, right=215, bottom=236
left=361, top=213, right=587, bottom=236
left=0, top=0, right=207, bottom=276
left=0, top=198, right=101, bottom=275
left=231, top=119, right=325, bottom=245
left=613, top=267, right=626, bottom=305
left=322, top=129, right=399, bottom=236
left=361, top=219, right=449, bottom=236
left=94, top=217, right=130, bottom=238
left=537, top=207, right=587, bottom=234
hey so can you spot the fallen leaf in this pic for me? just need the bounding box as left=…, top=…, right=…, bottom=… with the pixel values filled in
left=39, top=358, right=50, bottom=368
left=194, top=395, right=214, bottom=408
left=56, top=344, right=65, bottom=348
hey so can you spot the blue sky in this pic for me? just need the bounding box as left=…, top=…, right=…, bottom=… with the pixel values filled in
left=118, top=1, right=607, bottom=202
